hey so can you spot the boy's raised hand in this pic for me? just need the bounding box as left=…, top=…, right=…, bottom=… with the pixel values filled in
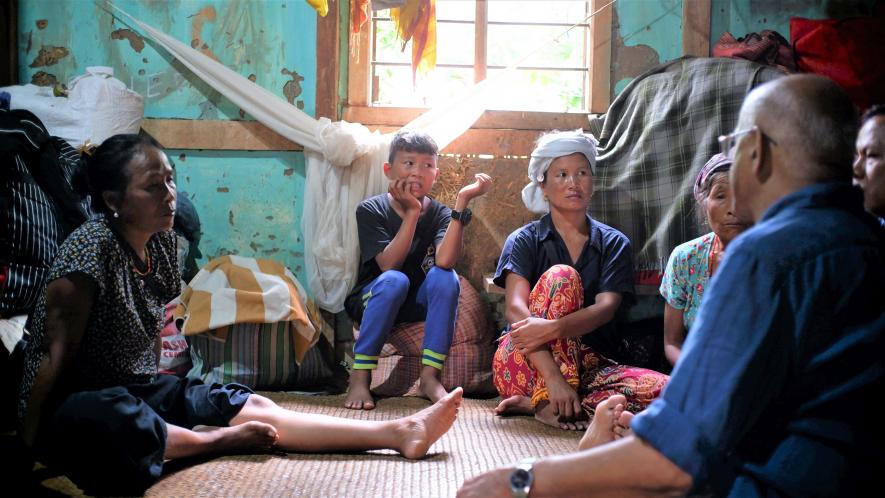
left=389, top=178, right=423, bottom=214
left=458, top=173, right=493, bottom=201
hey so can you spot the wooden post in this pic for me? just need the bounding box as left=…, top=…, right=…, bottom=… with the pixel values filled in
left=316, top=0, right=341, bottom=120
left=1, top=0, right=18, bottom=86
left=682, top=0, right=712, bottom=57
left=474, top=0, right=488, bottom=83
left=347, top=7, right=371, bottom=107
left=316, top=0, right=339, bottom=121
left=588, top=0, right=613, bottom=113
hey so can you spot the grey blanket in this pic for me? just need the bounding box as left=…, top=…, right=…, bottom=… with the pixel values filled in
left=587, top=56, right=784, bottom=279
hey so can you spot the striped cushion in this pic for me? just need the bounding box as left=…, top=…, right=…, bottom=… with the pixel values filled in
left=187, top=321, right=334, bottom=390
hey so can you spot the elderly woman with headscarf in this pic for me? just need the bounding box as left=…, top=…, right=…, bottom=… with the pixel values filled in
left=491, top=130, right=669, bottom=431
left=660, top=153, right=752, bottom=367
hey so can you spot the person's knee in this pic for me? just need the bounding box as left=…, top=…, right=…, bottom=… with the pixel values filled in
left=376, top=270, right=411, bottom=297
left=545, top=264, right=579, bottom=280
left=425, top=267, right=460, bottom=299
left=244, top=393, right=278, bottom=412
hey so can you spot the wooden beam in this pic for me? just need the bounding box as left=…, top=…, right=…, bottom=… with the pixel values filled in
left=588, top=0, right=613, bottom=113
left=315, top=0, right=340, bottom=120
left=370, top=125, right=538, bottom=157
left=141, top=119, right=302, bottom=151
left=344, top=106, right=590, bottom=131
left=474, top=0, right=488, bottom=83
left=682, top=0, right=711, bottom=57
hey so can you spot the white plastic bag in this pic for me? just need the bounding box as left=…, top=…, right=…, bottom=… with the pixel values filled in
left=1, top=66, right=144, bottom=147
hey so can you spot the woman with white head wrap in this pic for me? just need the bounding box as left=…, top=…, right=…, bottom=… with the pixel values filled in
left=490, top=130, right=669, bottom=431
left=521, top=129, right=598, bottom=214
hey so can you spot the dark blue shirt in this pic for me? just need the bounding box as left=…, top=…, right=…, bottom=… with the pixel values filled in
left=494, top=213, right=633, bottom=316
left=631, top=183, right=885, bottom=497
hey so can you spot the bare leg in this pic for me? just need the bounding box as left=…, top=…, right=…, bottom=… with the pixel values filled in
left=418, top=365, right=448, bottom=403
left=344, top=369, right=375, bottom=410
left=578, top=394, right=627, bottom=450
left=494, top=395, right=533, bottom=415
left=232, top=388, right=464, bottom=459
left=164, top=421, right=278, bottom=460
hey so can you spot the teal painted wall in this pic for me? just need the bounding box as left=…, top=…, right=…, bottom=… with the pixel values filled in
left=710, top=0, right=829, bottom=49
left=611, top=0, right=829, bottom=95
left=17, top=0, right=317, bottom=286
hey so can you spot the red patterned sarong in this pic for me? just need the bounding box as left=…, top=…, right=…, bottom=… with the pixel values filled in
left=492, top=265, right=668, bottom=416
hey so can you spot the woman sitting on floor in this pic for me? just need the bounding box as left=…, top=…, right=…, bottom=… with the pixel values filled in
left=17, top=134, right=462, bottom=496
left=660, top=153, right=751, bottom=366
left=492, top=130, right=669, bottom=431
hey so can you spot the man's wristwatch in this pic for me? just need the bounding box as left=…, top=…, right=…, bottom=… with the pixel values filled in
left=451, top=207, right=472, bottom=226
left=509, top=458, right=537, bottom=498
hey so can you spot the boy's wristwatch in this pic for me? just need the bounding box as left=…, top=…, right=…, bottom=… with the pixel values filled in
left=509, top=458, right=537, bottom=498
left=451, top=208, right=472, bottom=225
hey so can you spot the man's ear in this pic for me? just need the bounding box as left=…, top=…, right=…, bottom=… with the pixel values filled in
left=751, top=128, right=773, bottom=185
left=383, top=162, right=392, bottom=178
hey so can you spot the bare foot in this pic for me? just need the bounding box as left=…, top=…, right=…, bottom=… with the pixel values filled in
left=578, top=394, right=626, bottom=450
left=534, top=401, right=588, bottom=431
left=494, top=395, right=533, bottom=416
left=396, top=387, right=463, bottom=459
left=344, top=369, right=375, bottom=410
left=614, top=410, right=634, bottom=439
left=418, top=369, right=448, bottom=403
left=206, top=421, right=279, bottom=453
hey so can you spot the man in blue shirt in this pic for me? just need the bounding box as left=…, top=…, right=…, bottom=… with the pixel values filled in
left=853, top=104, right=885, bottom=225
left=459, top=75, right=884, bottom=497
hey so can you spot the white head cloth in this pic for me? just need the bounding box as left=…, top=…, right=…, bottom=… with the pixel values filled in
left=521, top=130, right=599, bottom=214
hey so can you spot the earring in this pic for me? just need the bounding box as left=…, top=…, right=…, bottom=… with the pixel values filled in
left=113, top=211, right=119, bottom=219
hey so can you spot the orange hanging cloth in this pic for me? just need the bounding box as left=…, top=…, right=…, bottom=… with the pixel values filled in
left=351, top=0, right=371, bottom=33
left=390, top=0, right=437, bottom=85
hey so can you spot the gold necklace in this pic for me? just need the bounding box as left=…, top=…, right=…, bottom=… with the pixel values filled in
left=131, top=251, right=151, bottom=276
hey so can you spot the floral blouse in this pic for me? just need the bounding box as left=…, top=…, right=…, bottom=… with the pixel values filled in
left=19, top=216, right=180, bottom=421
left=659, top=232, right=718, bottom=331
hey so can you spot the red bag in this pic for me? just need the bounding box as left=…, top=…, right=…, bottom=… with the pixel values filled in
left=713, top=30, right=796, bottom=73
left=791, top=15, right=885, bottom=111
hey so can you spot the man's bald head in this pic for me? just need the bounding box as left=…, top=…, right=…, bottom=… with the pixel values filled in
left=740, top=74, right=858, bottom=183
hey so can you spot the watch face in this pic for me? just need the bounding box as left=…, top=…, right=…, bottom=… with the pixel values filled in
left=510, top=468, right=531, bottom=488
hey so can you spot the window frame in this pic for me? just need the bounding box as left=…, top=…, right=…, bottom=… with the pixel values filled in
left=345, top=0, right=613, bottom=156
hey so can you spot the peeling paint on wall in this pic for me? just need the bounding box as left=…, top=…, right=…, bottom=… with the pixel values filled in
left=110, top=28, right=145, bottom=53
left=29, top=45, right=69, bottom=67
left=189, top=5, right=220, bottom=62
left=281, top=67, right=304, bottom=106
left=30, top=71, right=57, bottom=86
left=36, top=19, right=48, bottom=30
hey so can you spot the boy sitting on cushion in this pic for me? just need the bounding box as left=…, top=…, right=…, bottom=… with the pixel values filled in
left=343, top=129, right=492, bottom=409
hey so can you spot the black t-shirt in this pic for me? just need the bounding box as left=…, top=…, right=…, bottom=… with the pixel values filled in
left=344, top=194, right=451, bottom=324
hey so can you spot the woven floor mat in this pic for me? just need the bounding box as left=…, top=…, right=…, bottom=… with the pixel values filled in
left=143, top=393, right=582, bottom=497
